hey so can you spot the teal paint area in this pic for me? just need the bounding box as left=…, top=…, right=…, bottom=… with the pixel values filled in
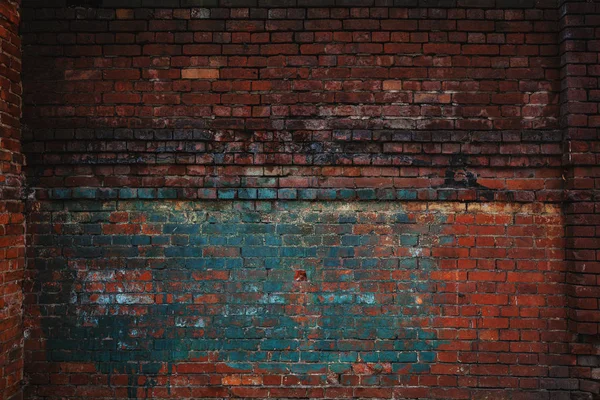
left=30, top=201, right=450, bottom=394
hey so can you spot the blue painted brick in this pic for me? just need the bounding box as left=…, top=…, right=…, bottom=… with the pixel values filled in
left=257, top=188, right=277, bottom=199
left=238, top=188, right=258, bottom=199
left=278, top=188, right=297, bottom=199
left=218, top=189, right=236, bottom=199
left=138, top=188, right=156, bottom=199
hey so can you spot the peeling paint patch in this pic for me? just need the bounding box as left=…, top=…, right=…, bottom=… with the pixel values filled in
left=33, top=201, right=455, bottom=395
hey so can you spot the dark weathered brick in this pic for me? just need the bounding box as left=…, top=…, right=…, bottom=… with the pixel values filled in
left=0, top=2, right=24, bottom=400
left=9, top=0, right=600, bottom=398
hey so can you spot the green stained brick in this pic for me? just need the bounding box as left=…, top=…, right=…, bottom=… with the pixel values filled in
left=338, top=189, right=356, bottom=200
left=298, top=189, right=317, bottom=199
left=317, top=189, right=337, bottom=200
left=401, top=235, right=419, bottom=246
left=278, top=188, right=297, bottom=199
left=397, top=189, right=418, bottom=200
left=51, top=189, right=71, bottom=199
left=98, top=188, right=118, bottom=199
left=218, top=189, right=236, bottom=199
left=118, top=188, right=137, bottom=199
left=377, top=188, right=396, bottom=200
left=138, top=188, right=156, bottom=199
left=73, top=188, right=96, bottom=199
left=257, top=188, right=277, bottom=199
left=157, top=188, right=177, bottom=199
left=357, top=188, right=376, bottom=200
left=238, top=188, right=258, bottom=199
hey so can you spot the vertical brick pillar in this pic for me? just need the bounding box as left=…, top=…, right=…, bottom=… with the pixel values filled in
left=0, top=1, right=23, bottom=399
left=561, top=0, right=600, bottom=397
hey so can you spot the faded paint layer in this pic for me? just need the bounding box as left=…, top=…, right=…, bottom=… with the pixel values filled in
left=25, top=201, right=566, bottom=398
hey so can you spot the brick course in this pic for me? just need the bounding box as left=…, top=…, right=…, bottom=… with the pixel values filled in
left=5, top=0, right=599, bottom=398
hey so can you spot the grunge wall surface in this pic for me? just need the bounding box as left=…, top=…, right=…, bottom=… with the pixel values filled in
left=0, top=1, right=24, bottom=399
left=12, top=0, right=600, bottom=398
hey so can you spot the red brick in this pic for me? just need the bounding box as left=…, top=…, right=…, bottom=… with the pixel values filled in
left=14, top=2, right=600, bottom=399
left=181, top=68, right=220, bottom=79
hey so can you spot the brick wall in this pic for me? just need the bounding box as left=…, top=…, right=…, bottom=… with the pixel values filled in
left=0, top=0, right=24, bottom=399
left=26, top=201, right=568, bottom=399
left=560, top=0, right=600, bottom=397
left=21, top=0, right=563, bottom=204
left=16, top=0, right=598, bottom=398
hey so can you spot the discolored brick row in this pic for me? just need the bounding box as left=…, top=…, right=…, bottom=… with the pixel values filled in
left=34, top=186, right=564, bottom=203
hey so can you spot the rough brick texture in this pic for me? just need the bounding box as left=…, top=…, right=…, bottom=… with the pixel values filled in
left=26, top=201, right=568, bottom=399
left=560, top=0, right=600, bottom=398
left=21, top=0, right=563, bottom=204
left=0, top=1, right=24, bottom=399
left=14, top=0, right=600, bottom=398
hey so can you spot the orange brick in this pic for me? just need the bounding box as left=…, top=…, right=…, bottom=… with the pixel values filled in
left=382, top=80, right=402, bottom=90
left=182, top=69, right=220, bottom=79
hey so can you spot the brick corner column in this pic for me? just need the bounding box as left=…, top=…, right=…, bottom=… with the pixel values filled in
left=560, top=0, right=600, bottom=398
left=0, top=1, right=24, bottom=399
